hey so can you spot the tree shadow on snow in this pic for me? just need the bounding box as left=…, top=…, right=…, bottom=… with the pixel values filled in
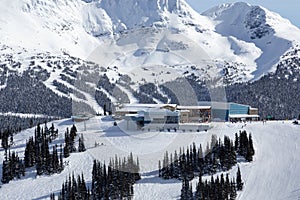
left=101, top=116, right=114, bottom=121
left=102, top=126, right=129, bottom=137
left=137, top=170, right=181, bottom=185
left=57, top=119, right=74, bottom=126
left=33, top=180, right=93, bottom=200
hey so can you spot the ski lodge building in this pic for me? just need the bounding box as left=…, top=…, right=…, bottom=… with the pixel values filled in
left=114, top=102, right=259, bottom=131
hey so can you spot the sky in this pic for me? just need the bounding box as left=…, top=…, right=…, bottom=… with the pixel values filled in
left=186, top=0, right=300, bottom=28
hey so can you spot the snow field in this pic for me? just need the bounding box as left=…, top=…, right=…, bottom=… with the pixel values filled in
left=0, top=117, right=299, bottom=199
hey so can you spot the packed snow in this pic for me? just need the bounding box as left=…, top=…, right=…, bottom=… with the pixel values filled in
left=0, top=117, right=300, bottom=199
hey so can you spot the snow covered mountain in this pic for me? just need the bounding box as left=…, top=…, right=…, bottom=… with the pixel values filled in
left=0, top=0, right=300, bottom=118
left=202, top=2, right=300, bottom=79
left=1, top=0, right=299, bottom=80
left=0, top=0, right=202, bottom=58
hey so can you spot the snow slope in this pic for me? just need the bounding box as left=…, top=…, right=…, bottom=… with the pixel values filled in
left=1, top=0, right=300, bottom=84
left=202, top=2, right=300, bottom=80
left=0, top=117, right=300, bottom=199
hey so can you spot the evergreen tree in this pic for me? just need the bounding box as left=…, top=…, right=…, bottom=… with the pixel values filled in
left=234, top=132, right=239, bottom=151
left=162, top=151, right=170, bottom=179
left=78, top=134, right=86, bottom=152
left=103, top=104, right=107, bottom=116
left=10, top=134, right=14, bottom=146
left=230, top=178, right=237, bottom=199
left=89, top=154, right=140, bottom=199
left=173, top=150, right=180, bottom=179
left=50, top=193, right=55, bottom=200
left=1, top=150, right=25, bottom=184
left=1, top=129, right=10, bottom=150
left=69, top=125, right=77, bottom=153
left=246, top=133, right=255, bottom=162
left=63, top=129, right=70, bottom=158
left=60, top=144, right=64, bottom=171
left=236, top=166, right=243, bottom=191
left=194, top=174, right=203, bottom=199
left=1, top=152, right=10, bottom=184
left=180, top=179, right=190, bottom=200
left=158, top=160, right=162, bottom=177
left=24, top=137, right=35, bottom=167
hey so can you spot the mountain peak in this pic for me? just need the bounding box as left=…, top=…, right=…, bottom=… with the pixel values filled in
left=84, top=0, right=195, bottom=34
left=0, top=0, right=196, bottom=57
left=202, top=1, right=300, bottom=41
left=202, top=2, right=251, bottom=19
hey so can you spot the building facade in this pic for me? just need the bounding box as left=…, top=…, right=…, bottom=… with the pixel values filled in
left=198, top=102, right=259, bottom=122
left=114, top=102, right=259, bottom=131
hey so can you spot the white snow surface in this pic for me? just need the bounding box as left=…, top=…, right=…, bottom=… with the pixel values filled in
left=202, top=2, right=300, bottom=80
left=0, top=0, right=300, bottom=83
left=0, top=117, right=300, bottom=199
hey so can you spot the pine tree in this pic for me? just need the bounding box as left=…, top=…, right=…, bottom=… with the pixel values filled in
left=230, top=178, right=237, bottom=199
left=236, top=166, right=243, bottom=191
left=180, top=179, right=189, bottom=200
left=1, top=150, right=25, bottom=183
left=89, top=154, right=140, bottom=199
left=173, top=150, right=179, bottom=179
left=69, top=125, right=77, bottom=153
left=10, top=134, right=14, bottom=146
left=162, top=151, right=169, bottom=179
left=158, top=160, right=162, bottom=177
left=197, top=144, right=204, bottom=173
left=103, top=104, right=107, bottom=115
left=1, top=129, right=9, bottom=150
left=225, top=173, right=231, bottom=199
left=24, top=137, right=35, bottom=167
left=195, top=174, right=203, bottom=199
left=50, top=193, right=55, bottom=200
left=63, top=129, right=71, bottom=158
left=59, top=144, right=64, bottom=171
left=1, top=153, right=10, bottom=183
left=248, top=134, right=255, bottom=155
left=234, top=132, right=239, bottom=151
left=78, top=134, right=86, bottom=152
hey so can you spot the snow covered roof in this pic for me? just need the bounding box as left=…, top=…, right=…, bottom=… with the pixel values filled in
left=199, top=101, right=230, bottom=109
left=179, top=110, right=190, bottom=113
left=71, top=115, right=90, bottom=119
left=177, top=106, right=211, bottom=110
left=229, top=114, right=260, bottom=118
left=123, top=104, right=177, bottom=109
left=125, top=114, right=141, bottom=117
left=115, top=107, right=143, bottom=113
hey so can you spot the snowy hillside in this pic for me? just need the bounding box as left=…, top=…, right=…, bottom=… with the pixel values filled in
left=0, top=0, right=300, bottom=83
left=202, top=2, right=300, bottom=80
left=0, top=117, right=300, bottom=199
